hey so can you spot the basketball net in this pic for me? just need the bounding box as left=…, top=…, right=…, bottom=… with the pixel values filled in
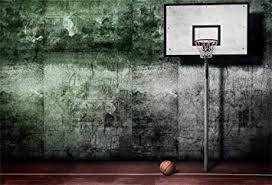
left=195, top=39, right=217, bottom=59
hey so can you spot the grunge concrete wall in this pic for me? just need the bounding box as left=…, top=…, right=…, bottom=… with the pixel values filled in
left=0, top=0, right=271, bottom=161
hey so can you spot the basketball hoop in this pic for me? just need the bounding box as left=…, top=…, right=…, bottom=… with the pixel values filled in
left=195, top=39, right=218, bottom=59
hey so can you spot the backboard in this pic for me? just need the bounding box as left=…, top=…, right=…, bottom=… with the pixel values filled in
left=164, top=3, right=248, bottom=56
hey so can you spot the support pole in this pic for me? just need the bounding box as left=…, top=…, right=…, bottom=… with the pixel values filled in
left=204, top=58, right=209, bottom=172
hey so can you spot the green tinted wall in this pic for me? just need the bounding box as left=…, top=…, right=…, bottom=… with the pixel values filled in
left=0, top=0, right=272, bottom=160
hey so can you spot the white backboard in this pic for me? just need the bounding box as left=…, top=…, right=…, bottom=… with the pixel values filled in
left=165, top=3, right=248, bottom=56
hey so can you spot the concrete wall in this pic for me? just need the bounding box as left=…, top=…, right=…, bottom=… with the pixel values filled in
left=0, top=0, right=271, bottom=161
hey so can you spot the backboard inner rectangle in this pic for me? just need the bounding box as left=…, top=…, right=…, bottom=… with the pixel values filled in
left=192, top=25, right=221, bottom=46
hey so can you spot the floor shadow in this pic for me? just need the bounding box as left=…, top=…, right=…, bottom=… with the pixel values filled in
left=208, top=161, right=219, bottom=171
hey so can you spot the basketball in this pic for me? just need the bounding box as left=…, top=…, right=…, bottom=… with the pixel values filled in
left=160, top=160, right=176, bottom=176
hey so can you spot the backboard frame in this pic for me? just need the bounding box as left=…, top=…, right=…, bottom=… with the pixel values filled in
left=164, top=2, right=249, bottom=57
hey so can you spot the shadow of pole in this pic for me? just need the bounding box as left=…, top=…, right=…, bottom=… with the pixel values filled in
left=219, top=67, right=225, bottom=161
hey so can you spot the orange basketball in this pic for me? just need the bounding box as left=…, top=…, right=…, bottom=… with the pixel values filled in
left=160, top=160, right=176, bottom=176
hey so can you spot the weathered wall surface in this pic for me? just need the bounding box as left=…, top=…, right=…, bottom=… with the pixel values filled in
left=0, top=0, right=271, bottom=161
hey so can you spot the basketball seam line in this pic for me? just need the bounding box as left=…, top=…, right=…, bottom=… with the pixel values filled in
left=160, top=162, right=170, bottom=173
left=163, top=162, right=172, bottom=174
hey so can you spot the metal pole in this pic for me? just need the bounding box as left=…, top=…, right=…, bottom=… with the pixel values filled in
left=204, top=58, right=209, bottom=172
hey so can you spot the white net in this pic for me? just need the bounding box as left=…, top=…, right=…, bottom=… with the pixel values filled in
left=195, top=39, right=217, bottom=59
